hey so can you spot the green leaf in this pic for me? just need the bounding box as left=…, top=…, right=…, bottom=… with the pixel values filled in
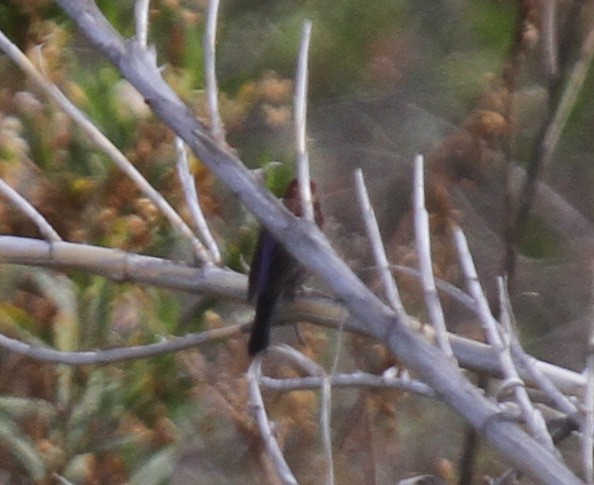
left=0, top=412, right=45, bottom=480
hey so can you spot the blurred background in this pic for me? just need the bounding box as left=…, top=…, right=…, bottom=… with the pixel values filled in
left=0, top=0, right=593, bottom=483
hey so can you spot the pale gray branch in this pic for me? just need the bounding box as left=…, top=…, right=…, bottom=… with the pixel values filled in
left=294, top=20, right=315, bottom=223
left=134, top=0, right=150, bottom=47
left=270, top=346, right=334, bottom=485
left=354, top=169, right=405, bottom=315
left=583, top=267, right=594, bottom=483
left=497, top=277, right=556, bottom=452
left=204, top=0, right=225, bottom=143
left=259, top=371, right=436, bottom=398
left=0, top=323, right=244, bottom=365
left=542, top=0, right=558, bottom=84
left=584, top=338, right=594, bottom=484
left=175, top=137, right=221, bottom=263
left=0, top=236, right=587, bottom=401
left=454, top=225, right=555, bottom=451
left=247, top=359, right=298, bottom=485
left=0, top=178, right=61, bottom=242
left=413, top=155, right=454, bottom=358
left=499, top=275, right=579, bottom=419
left=0, top=236, right=244, bottom=298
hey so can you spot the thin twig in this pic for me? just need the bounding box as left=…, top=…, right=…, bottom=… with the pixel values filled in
left=0, top=322, right=246, bottom=365
left=510, top=342, right=579, bottom=418
left=500, top=276, right=579, bottom=417
left=0, top=236, right=245, bottom=298
left=204, top=0, right=225, bottom=144
left=294, top=20, right=314, bottom=223
left=319, top=373, right=336, bottom=485
left=0, top=235, right=587, bottom=400
left=541, top=27, right=594, bottom=170
left=329, top=323, right=345, bottom=376
left=513, top=26, right=594, bottom=259
left=0, top=29, right=213, bottom=264
left=388, top=264, right=476, bottom=309
left=175, top=137, right=221, bottom=263
left=542, top=0, right=558, bottom=89
left=0, top=178, right=61, bottom=242
left=454, top=225, right=555, bottom=452
left=582, top=263, right=594, bottom=483
left=247, top=358, right=299, bottom=485
left=509, top=23, right=594, bottom=285
left=413, top=154, right=454, bottom=358
left=270, top=346, right=335, bottom=485
left=53, top=474, right=75, bottom=485
left=490, top=469, right=520, bottom=485
left=354, top=169, right=405, bottom=316
left=259, top=371, right=436, bottom=398
left=497, top=278, right=556, bottom=451
left=134, top=0, right=150, bottom=47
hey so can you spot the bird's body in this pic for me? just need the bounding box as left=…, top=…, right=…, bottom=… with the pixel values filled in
left=247, top=179, right=323, bottom=356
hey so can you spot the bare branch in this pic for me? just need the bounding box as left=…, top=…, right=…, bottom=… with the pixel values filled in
left=0, top=178, right=61, bottom=242
left=354, top=169, right=405, bottom=315
left=413, top=155, right=454, bottom=358
left=204, top=0, right=225, bottom=143
left=271, top=346, right=334, bottom=485
left=294, top=20, right=315, bottom=223
left=542, top=27, right=594, bottom=169
left=0, top=236, right=245, bottom=298
left=0, top=235, right=587, bottom=402
left=247, top=359, right=299, bottom=485
left=0, top=321, right=246, bottom=365
left=389, top=264, right=476, bottom=308
left=497, top=277, right=556, bottom=452
left=134, top=0, right=150, bottom=47
left=259, top=371, right=436, bottom=399
left=498, top=275, right=579, bottom=417
left=175, top=137, right=221, bottom=263
left=542, top=0, right=558, bottom=86
left=317, top=371, right=338, bottom=485
left=329, top=308, right=345, bottom=375
left=510, top=21, right=594, bottom=283
left=582, top=265, right=594, bottom=483
left=454, top=226, right=555, bottom=451
left=53, top=474, right=75, bottom=485
left=510, top=342, right=579, bottom=417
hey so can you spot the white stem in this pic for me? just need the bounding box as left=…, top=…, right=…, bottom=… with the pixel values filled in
left=294, top=20, right=314, bottom=223
left=134, top=0, right=150, bottom=47
left=204, top=0, right=225, bottom=143
left=175, top=137, right=221, bottom=263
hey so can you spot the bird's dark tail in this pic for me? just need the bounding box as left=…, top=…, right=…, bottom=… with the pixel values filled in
left=248, top=291, right=277, bottom=356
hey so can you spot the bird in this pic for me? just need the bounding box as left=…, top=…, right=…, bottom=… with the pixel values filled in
left=247, top=178, right=323, bottom=356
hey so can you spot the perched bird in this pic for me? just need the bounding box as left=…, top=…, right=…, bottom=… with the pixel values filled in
left=247, top=179, right=323, bottom=356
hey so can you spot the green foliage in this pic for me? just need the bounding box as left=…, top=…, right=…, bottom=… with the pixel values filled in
left=519, top=216, right=562, bottom=259
left=465, top=0, right=516, bottom=51
left=219, top=0, right=409, bottom=98
left=70, top=66, right=143, bottom=148
left=0, top=411, right=46, bottom=480
left=96, top=0, right=136, bottom=38
left=0, top=261, right=191, bottom=481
